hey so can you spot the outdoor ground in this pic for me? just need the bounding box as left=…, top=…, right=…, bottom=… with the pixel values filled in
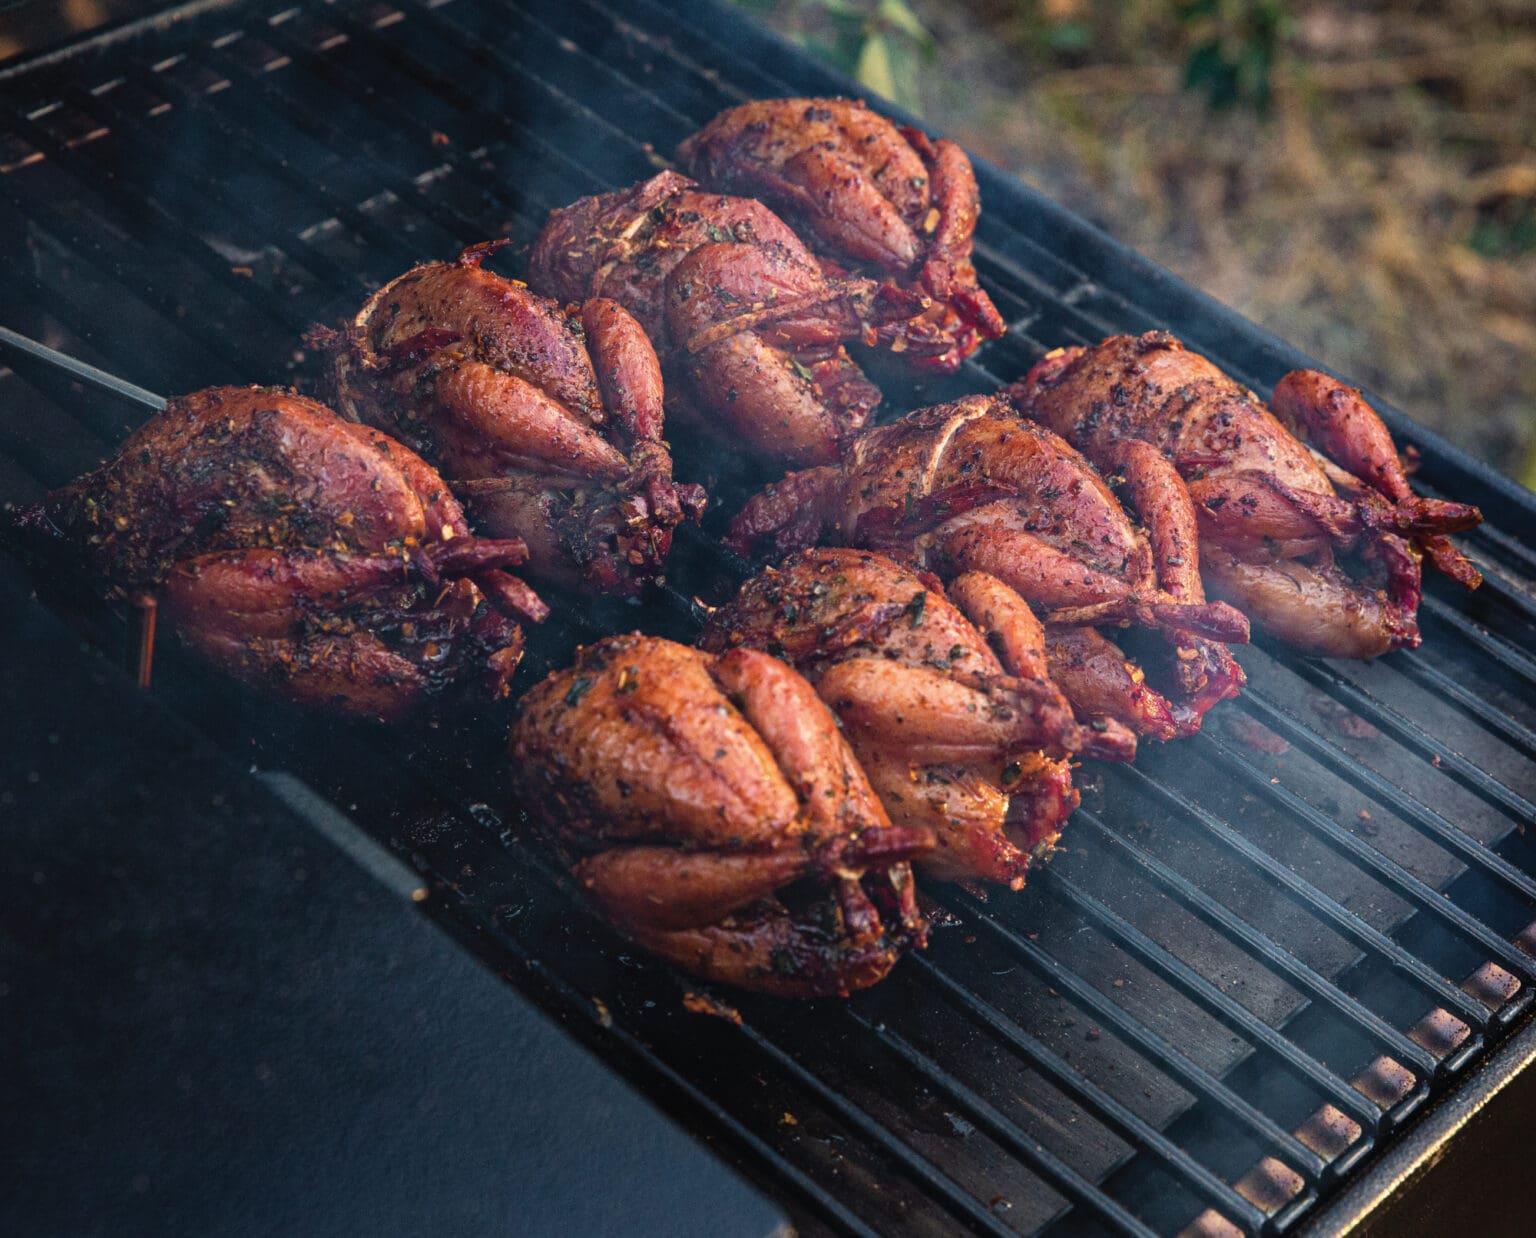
left=739, top=0, right=1536, bottom=486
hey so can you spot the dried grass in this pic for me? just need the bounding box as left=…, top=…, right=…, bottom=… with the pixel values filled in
left=758, top=0, right=1536, bottom=480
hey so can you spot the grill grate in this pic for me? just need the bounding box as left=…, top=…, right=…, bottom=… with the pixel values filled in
left=4, top=1, right=1536, bottom=1233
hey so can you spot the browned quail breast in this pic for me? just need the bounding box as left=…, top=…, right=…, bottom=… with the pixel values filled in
left=1010, top=333, right=1481, bottom=657
left=16, top=385, right=543, bottom=720
left=702, top=549, right=1136, bottom=888
left=314, top=240, right=704, bottom=596
left=509, top=633, right=933, bottom=996
left=528, top=171, right=945, bottom=469
left=677, top=97, right=1006, bottom=373
left=727, top=395, right=1249, bottom=740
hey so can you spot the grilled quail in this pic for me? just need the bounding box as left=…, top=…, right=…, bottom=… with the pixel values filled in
left=509, top=634, right=932, bottom=996
left=678, top=96, right=1006, bottom=372
left=528, top=171, right=945, bottom=469
left=729, top=395, right=1249, bottom=739
left=314, top=240, right=704, bottom=596
left=701, top=550, right=1134, bottom=888
left=15, top=386, right=544, bottom=721
left=1009, top=333, right=1482, bottom=657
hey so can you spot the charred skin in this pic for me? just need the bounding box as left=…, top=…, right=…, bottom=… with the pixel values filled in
left=727, top=396, right=1248, bottom=740
left=314, top=240, right=704, bottom=596
left=17, top=386, right=541, bottom=721
left=527, top=172, right=943, bottom=469
left=676, top=97, right=1007, bottom=373
left=701, top=550, right=1135, bottom=889
left=509, top=635, right=932, bottom=997
left=1009, top=332, right=1482, bottom=657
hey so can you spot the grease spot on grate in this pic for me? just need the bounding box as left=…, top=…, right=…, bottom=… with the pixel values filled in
left=1294, top=1102, right=1364, bottom=1161
left=1407, top=1007, right=1472, bottom=1058
left=1177, top=1207, right=1244, bottom=1238
left=1234, top=1155, right=1306, bottom=1213
left=1351, top=1055, right=1418, bottom=1108
left=1460, top=959, right=1522, bottom=1009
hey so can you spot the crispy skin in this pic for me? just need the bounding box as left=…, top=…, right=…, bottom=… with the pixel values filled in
left=677, top=97, right=1006, bottom=372
left=1270, top=368, right=1481, bottom=590
left=510, top=635, right=932, bottom=996
left=701, top=549, right=1135, bottom=888
left=680, top=101, right=932, bottom=269
left=529, top=172, right=804, bottom=343
left=316, top=242, right=702, bottom=595
left=528, top=172, right=939, bottom=468
left=727, top=397, right=1247, bottom=738
left=1043, top=626, right=1177, bottom=739
left=22, top=386, right=539, bottom=720
left=1009, top=332, right=1482, bottom=656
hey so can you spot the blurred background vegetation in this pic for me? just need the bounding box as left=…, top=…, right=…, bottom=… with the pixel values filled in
left=732, top=0, right=1536, bottom=488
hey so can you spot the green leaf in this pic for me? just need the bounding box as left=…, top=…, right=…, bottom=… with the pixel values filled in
left=1047, top=21, right=1093, bottom=53
left=1183, top=40, right=1239, bottom=109
left=826, top=11, right=870, bottom=69
left=1182, top=40, right=1224, bottom=90
left=876, top=0, right=933, bottom=49
left=1520, top=442, right=1536, bottom=494
left=856, top=31, right=899, bottom=102
left=803, top=33, right=858, bottom=75
left=885, top=41, right=928, bottom=112
left=1239, top=40, right=1274, bottom=112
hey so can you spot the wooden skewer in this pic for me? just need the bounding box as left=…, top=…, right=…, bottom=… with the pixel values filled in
left=128, top=593, right=158, bottom=691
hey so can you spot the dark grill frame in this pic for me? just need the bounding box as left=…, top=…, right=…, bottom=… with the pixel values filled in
left=3, top=1, right=1536, bottom=1233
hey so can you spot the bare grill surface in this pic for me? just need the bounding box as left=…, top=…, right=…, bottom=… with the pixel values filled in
left=3, top=1, right=1536, bottom=1233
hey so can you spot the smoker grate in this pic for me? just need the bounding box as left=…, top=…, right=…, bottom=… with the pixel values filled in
left=3, top=1, right=1536, bottom=1233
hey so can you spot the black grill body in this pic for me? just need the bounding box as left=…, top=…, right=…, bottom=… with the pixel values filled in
left=3, top=2, right=1536, bottom=1234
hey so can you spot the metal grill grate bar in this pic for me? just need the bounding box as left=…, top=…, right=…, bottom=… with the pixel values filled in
left=907, top=956, right=1324, bottom=1189
left=196, top=39, right=496, bottom=247
left=0, top=129, right=296, bottom=355
left=912, top=942, right=1335, bottom=1181
left=1376, top=655, right=1536, bottom=765
left=1196, top=730, right=1536, bottom=984
left=1024, top=872, right=1420, bottom=1108
left=1236, top=692, right=1536, bottom=908
left=256, top=12, right=601, bottom=206
left=1114, top=764, right=1486, bottom=1043
left=1420, top=594, right=1536, bottom=687
left=1467, top=524, right=1536, bottom=587
left=842, top=1007, right=1173, bottom=1236
left=71, top=75, right=366, bottom=283
left=1069, top=811, right=1435, bottom=1087
left=0, top=86, right=359, bottom=304
left=724, top=1020, right=1032, bottom=1237
left=396, top=0, right=668, bottom=180
left=1282, top=657, right=1536, bottom=826
left=101, top=64, right=427, bottom=269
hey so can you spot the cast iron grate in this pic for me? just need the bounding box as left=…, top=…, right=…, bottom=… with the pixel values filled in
left=3, top=1, right=1536, bottom=1233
